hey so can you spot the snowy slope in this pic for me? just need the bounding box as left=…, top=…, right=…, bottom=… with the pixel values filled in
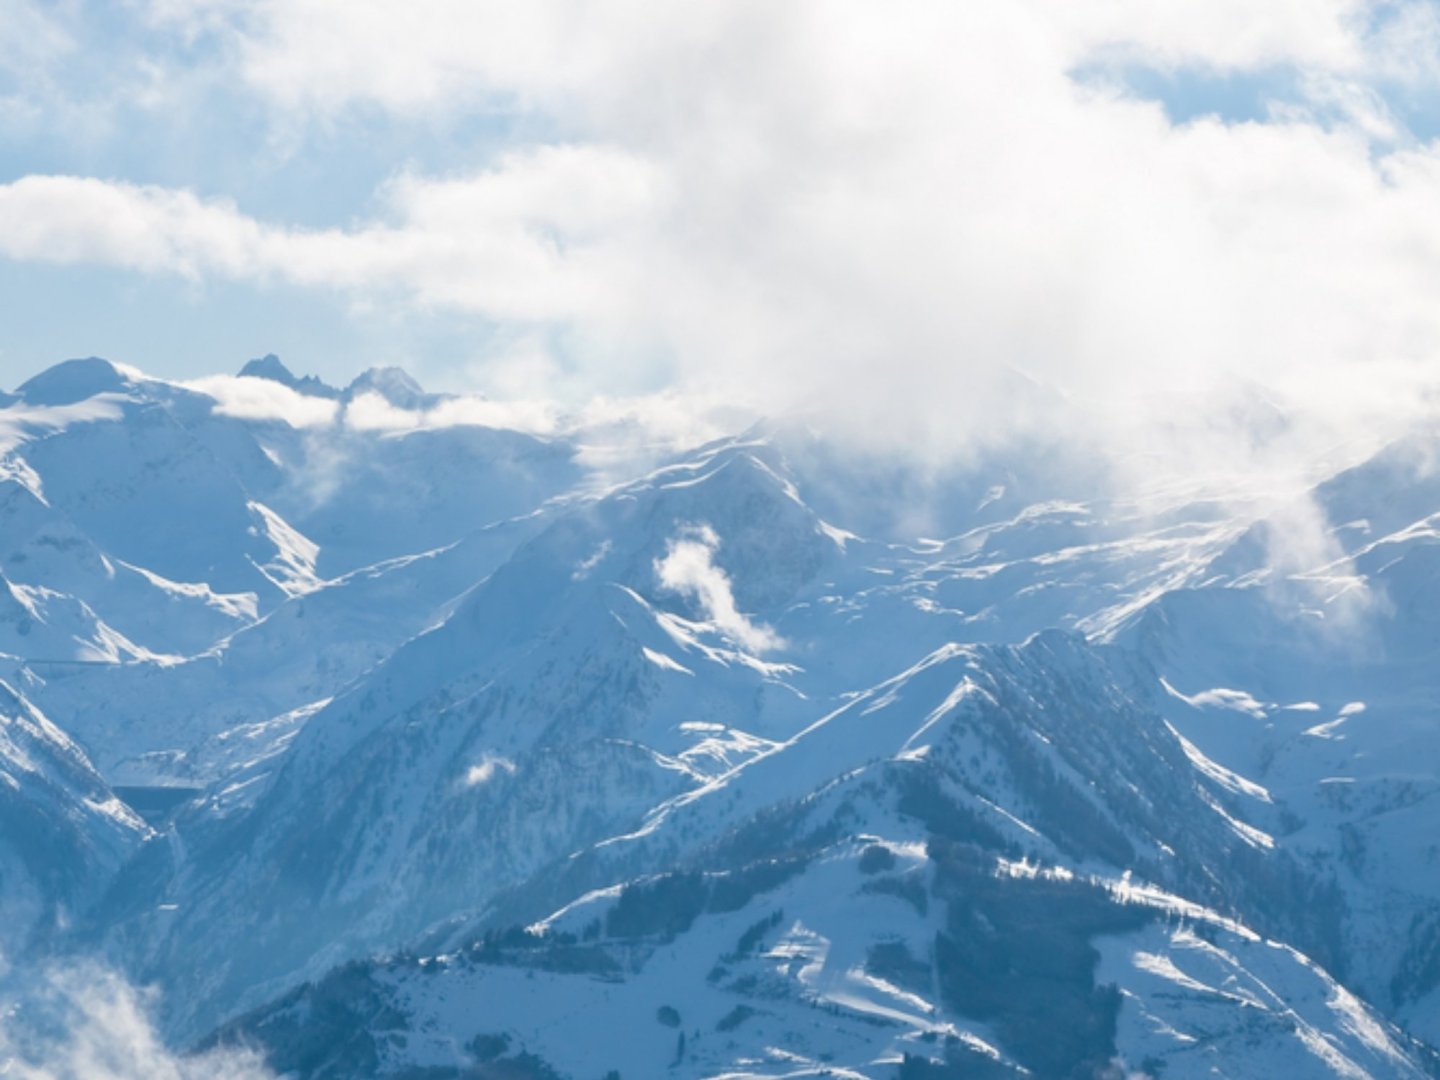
left=1, top=356, right=584, bottom=657
left=0, top=679, right=147, bottom=955
left=211, top=870, right=1429, bottom=1079
left=12, top=360, right=311, bottom=601
left=155, top=358, right=585, bottom=577
left=1119, top=432, right=1440, bottom=1045
left=208, top=720, right=1427, bottom=1078
left=0, top=467, right=253, bottom=659
left=97, top=441, right=836, bottom=1035
left=14, top=515, right=546, bottom=786
left=0, top=357, right=589, bottom=789
left=118, top=440, right=1350, bottom=1050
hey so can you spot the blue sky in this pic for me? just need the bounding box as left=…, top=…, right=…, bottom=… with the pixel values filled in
left=0, top=3, right=533, bottom=388
left=2, top=0, right=1440, bottom=453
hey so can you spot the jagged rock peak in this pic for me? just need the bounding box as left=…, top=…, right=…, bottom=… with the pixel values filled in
left=237, top=354, right=339, bottom=399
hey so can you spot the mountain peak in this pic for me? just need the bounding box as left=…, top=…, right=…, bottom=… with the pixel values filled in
left=237, top=353, right=294, bottom=384
left=15, top=357, right=135, bottom=406
left=237, top=354, right=339, bottom=399
left=343, top=366, right=428, bottom=408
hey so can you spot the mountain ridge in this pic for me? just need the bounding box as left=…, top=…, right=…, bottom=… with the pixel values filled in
left=1, top=355, right=1439, bottom=1078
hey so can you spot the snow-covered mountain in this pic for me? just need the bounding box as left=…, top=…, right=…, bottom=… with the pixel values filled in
left=3, top=356, right=1440, bottom=1078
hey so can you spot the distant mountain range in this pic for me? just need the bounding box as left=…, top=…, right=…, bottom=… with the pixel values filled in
left=3, top=356, right=1440, bottom=1078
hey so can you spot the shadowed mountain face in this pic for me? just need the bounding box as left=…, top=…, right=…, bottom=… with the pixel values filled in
left=0, top=679, right=148, bottom=955
left=4, top=358, right=1440, bottom=1078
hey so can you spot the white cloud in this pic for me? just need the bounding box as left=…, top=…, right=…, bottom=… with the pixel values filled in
left=180, top=374, right=340, bottom=427
left=148, top=0, right=711, bottom=118
left=1045, top=0, right=1369, bottom=72
left=655, top=524, right=783, bottom=654
left=151, top=1, right=1401, bottom=115
left=0, top=145, right=665, bottom=324
left=464, top=753, right=516, bottom=787
left=7, top=1, right=1440, bottom=483
left=170, top=369, right=733, bottom=487
left=0, top=176, right=268, bottom=278
left=339, top=390, right=561, bottom=437
left=0, top=959, right=275, bottom=1080
left=1373, top=2, right=1440, bottom=82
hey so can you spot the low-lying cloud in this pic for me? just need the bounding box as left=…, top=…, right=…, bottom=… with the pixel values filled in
left=182, top=373, right=340, bottom=428
left=0, top=959, right=274, bottom=1080
left=464, top=753, right=517, bottom=787
left=655, top=524, right=784, bottom=654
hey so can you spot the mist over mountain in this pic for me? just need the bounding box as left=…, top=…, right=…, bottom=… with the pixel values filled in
left=0, top=355, right=1438, bottom=1078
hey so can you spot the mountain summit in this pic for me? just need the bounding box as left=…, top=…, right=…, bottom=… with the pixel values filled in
left=237, top=353, right=340, bottom=398
left=14, top=356, right=135, bottom=405
left=342, top=365, right=438, bottom=408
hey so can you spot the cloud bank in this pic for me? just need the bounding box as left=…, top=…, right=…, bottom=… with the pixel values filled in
left=4, top=1, right=1440, bottom=477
